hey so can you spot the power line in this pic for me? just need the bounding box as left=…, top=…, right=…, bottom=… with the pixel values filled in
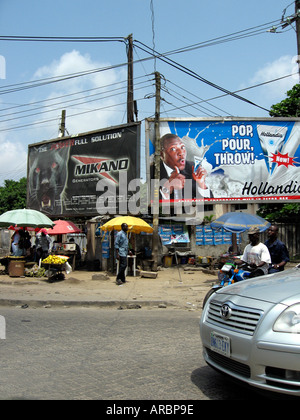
left=0, top=78, right=152, bottom=119
left=0, top=81, right=153, bottom=123
left=0, top=71, right=295, bottom=133
left=0, top=74, right=152, bottom=113
left=161, top=19, right=283, bottom=56
left=134, top=40, right=270, bottom=112
left=156, top=73, right=297, bottom=117
left=0, top=35, right=126, bottom=43
left=0, top=15, right=294, bottom=131
left=166, top=79, right=232, bottom=116
left=0, top=61, right=130, bottom=95
left=0, top=16, right=289, bottom=100
left=0, top=93, right=152, bottom=133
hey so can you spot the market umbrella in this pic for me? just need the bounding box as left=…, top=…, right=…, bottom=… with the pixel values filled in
left=211, top=212, right=270, bottom=254
left=45, top=219, right=81, bottom=235
left=8, top=225, right=39, bottom=232
left=0, top=208, right=54, bottom=228
left=210, top=212, right=270, bottom=233
left=101, top=216, right=153, bottom=234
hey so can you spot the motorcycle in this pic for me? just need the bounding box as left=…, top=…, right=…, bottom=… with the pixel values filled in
left=202, top=260, right=252, bottom=308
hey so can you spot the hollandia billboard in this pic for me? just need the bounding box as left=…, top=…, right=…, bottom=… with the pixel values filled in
left=27, top=123, right=141, bottom=217
left=146, top=118, right=300, bottom=204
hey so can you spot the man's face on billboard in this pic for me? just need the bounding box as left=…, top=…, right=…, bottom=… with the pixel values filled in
left=161, top=137, right=186, bottom=171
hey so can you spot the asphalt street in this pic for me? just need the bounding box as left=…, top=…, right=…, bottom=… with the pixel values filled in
left=0, top=306, right=263, bottom=401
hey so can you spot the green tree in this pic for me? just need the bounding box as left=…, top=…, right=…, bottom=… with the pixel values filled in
left=0, top=178, right=27, bottom=213
left=260, top=84, right=300, bottom=222
left=257, top=202, right=300, bottom=224
left=269, top=84, right=300, bottom=117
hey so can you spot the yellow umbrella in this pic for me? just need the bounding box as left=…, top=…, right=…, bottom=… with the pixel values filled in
left=100, top=216, right=153, bottom=234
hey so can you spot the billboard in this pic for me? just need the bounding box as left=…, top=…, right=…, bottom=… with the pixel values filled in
left=27, top=123, right=141, bottom=217
left=146, top=118, right=300, bottom=204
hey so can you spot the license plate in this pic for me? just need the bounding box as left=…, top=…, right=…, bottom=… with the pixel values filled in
left=210, top=331, right=230, bottom=357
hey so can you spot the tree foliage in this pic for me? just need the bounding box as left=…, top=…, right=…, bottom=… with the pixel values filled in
left=257, top=203, right=300, bottom=224
left=0, top=178, right=27, bottom=214
left=269, top=84, right=300, bottom=117
left=262, top=84, right=300, bottom=222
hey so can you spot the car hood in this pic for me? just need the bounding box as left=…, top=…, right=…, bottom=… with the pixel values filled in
left=218, top=266, right=300, bottom=305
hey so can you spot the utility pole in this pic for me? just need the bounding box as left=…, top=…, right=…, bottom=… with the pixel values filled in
left=295, top=0, right=300, bottom=79
left=59, top=109, right=66, bottom=137
left=126, top=34, right=134, bottom=123
left=152, top=71, right=161, bottom=271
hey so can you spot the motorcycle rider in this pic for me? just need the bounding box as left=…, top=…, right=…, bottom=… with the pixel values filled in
left=236, top=226, right=271, bottom=278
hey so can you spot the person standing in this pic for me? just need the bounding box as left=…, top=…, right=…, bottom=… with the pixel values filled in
left=11, top=230, right=24, bottom=256
left=115, top=223, right=129, bottom=285
left=265, top=224, right=289, bottom=273
left=35, top=229, right=52, bottom=262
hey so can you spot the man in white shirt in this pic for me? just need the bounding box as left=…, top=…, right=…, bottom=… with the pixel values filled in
left=238, top=226, right=271, bottom=278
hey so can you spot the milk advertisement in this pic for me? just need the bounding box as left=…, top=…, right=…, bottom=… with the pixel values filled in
left=146, top=118, right=300, bottom=203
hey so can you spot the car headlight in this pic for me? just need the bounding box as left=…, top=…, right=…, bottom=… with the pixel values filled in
left=273, top=303, right=300, bottom=333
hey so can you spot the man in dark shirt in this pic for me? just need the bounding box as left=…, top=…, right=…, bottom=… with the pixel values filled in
left=115, top=223, right=129, bottom=285
left=265, top=224, right=289, bottom=273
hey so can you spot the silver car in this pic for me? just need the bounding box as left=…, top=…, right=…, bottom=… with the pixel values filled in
left=200, top=265, right=300, bottom=396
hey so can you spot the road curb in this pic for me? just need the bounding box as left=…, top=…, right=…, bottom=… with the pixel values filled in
left=0, top=298, right=178, bottom=309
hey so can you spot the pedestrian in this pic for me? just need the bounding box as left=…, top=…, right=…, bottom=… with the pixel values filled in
left=11, top=229, right=24, bottom=256
left=236, top=226, right=271, bottom=278
left=35, top=229, right=52, bottom=262
left=115, top=223, right=129, bottom=285
left=265, top=224, right=289, bottom=273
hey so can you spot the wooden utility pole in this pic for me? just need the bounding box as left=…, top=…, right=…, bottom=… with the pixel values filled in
left=126, top=34, right=134, bottom=123
left=59, top=109, right=66, bottom=137
left=152, top=72, right=161, bottom=270
left=295, top=0, right=300, bottom=79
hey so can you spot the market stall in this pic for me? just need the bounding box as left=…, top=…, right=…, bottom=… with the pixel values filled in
left=41, top=255, right=70, bottom=282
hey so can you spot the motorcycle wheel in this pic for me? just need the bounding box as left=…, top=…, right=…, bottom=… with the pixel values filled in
left=202, top=286, right=223, bottom=309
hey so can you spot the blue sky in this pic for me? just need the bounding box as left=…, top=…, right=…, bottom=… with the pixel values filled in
left=0, top=0, right=297, bottom=185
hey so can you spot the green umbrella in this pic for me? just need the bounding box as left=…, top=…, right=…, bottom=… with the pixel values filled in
left=0, top=208, right=54, bottom=228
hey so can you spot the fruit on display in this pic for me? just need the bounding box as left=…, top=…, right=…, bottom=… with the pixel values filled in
left=42, top=255, right=69, bottom=265
left=24, top=264, right=46, bottom=278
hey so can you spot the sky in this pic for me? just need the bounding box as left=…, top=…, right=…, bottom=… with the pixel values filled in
left=0, top=0, right=298, bottom=186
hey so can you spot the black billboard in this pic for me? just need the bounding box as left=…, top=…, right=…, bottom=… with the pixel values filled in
left=27, top=123, right=141, bottom=217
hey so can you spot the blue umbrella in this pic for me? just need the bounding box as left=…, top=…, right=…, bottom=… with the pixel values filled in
left=211, top=212, right=270, bottom=233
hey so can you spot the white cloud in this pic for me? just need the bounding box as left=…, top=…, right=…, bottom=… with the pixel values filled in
left=249, top=55, right=297, bottom=102
left=0, top=141, right=27, bottom=183
left=0, top=50, right=126, bottom=185
left=33, top=50, right=127, bottom=135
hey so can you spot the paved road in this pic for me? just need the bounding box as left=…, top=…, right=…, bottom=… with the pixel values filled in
left=0, top=306, right=263, bottom=401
